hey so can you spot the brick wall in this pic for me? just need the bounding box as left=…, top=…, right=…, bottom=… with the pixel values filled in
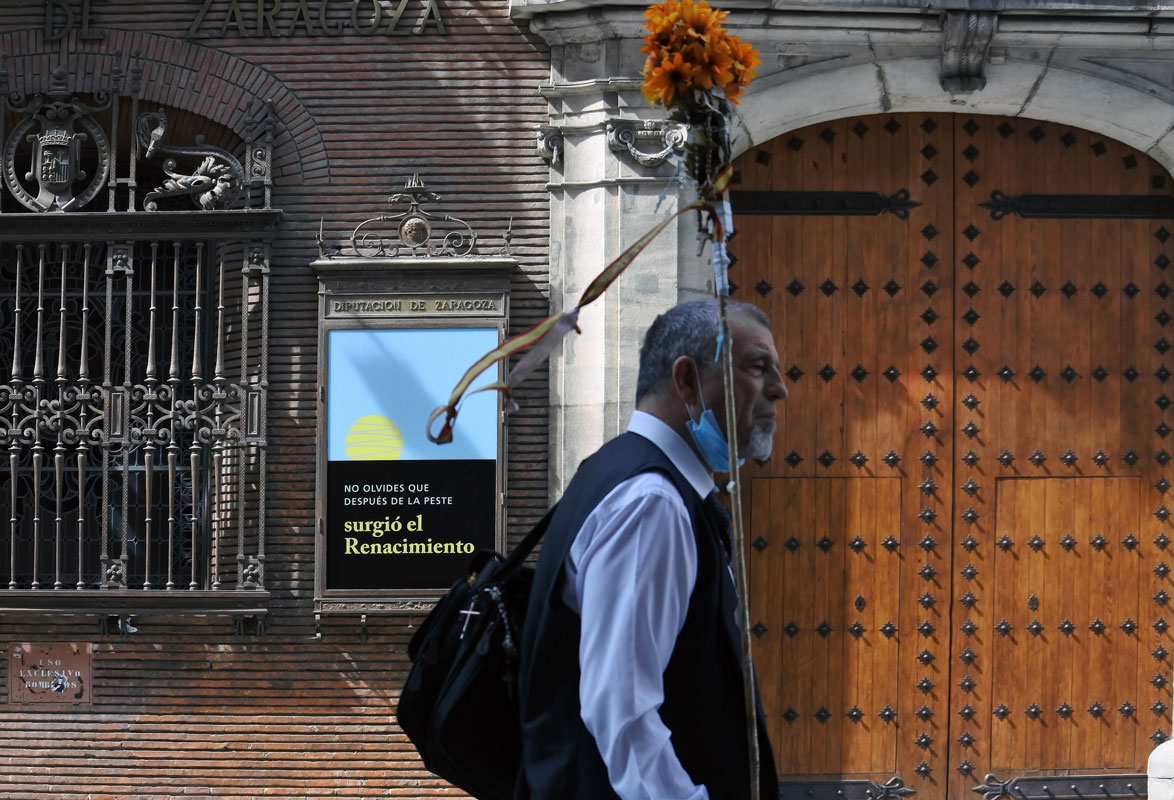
left=0, top=1, right=550, bottom=796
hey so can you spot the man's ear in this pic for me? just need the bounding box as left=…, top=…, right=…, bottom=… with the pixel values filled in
left=670, top=356, right=701, bottom=406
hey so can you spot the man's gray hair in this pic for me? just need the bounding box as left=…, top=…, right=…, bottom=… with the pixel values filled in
left=635, top=298, right=770, bottom=402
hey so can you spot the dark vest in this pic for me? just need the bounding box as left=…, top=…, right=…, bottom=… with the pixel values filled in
left=516, top=432, right=778, bottom=800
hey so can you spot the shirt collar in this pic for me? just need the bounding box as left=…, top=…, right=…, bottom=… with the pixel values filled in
left=627, top=410, right=715, bottom=499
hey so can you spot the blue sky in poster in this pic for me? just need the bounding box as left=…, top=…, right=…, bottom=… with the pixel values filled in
left=327, top=328, right=498, bottom=461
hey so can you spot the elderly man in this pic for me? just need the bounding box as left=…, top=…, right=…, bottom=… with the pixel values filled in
left=517, top=298, right=787, bottom=800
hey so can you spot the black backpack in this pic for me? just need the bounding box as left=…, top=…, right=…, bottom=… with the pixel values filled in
left=396, top=507, right=555, bottom=800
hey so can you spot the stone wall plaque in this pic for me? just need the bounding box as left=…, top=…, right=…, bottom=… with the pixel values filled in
left=9, top=643, right=92, bottom=704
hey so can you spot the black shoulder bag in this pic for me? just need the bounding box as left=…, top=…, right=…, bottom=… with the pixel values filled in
left=396, top=506, right=555, bottom=800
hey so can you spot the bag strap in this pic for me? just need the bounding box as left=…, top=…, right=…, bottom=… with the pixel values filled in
left=498, top=503, right=558, bottom=574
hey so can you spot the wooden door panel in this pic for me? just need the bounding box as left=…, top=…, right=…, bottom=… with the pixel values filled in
left=750, top=477, right=901, bottom=776
left=733, top=113, right=1172, bottom=798
left=988, top=478, right=1143, bottom=771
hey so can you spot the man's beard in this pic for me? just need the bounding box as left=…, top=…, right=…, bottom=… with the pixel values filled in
left=746, top=418, right=776, bottom=461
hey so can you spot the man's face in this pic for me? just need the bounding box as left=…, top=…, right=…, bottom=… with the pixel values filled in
left=701, top=312, right=787, bottom=461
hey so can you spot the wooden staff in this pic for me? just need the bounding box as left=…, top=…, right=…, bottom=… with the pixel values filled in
left=717, top=288, right=761, bottom=800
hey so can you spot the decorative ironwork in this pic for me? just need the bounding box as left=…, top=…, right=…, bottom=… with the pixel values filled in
left=883, top=534, right=900, bottom=551
left=817, top=535, right=834, bottom=552
left=1027, top=619, right=1044, bottom=636
left=137, top=111, right=244, bottom=212
left=848, top=620, right=865, bottom=638
left=1027, top=594, right=1039, bottom=610
left=963, top=450, right=979, bottom=466
left=730, top=188, right=922, bottom=219
left=3, top=69, right=112, bottom=213
left=918, top=506, right=937, bottom=523
left=981, top=189, right=1174, bottom=219
left=883, top=450, right=900, bottom=467
left=1091, top=533, right=1107, bottom=551
left=960, top=648, right=977, bottom=665
left=0, top=68, right=274, bottom=604
left=917, top=677, right=935, bottom=693
left=1090, top=618, right=1106, bottom=635
left=920, top=477, right=938, bottom=495
left=605, top=119, right=688, bottom=168
left=960, top=619, right=978, bottom=636
left=814, top=706, right=831, bottom=722
left=972, top=774, right=1147, bottom=800
left=919, top=592, right=935, bottom=609
left=1059, top=619, right=1075, bottom=635
left=878, top=705, right=897, bottom=722
left=849, top=536, right=866, bottom=553
left=997, top=535, right=1013, bottom=551
left=1028, top=534, right=1045, bottom=551
left=997, top=449, right=1015, bottom=466
left=995, top=619, right=1013, bottom=636
left=880, top=620, right=898, bottom=638
left=1029, top=450, right=1046, bottom=467
left=918, top=648, right=934, bottom=665
left=846, top=705, right=864, bottom=722
left=960, top=591, right=977, bottom=608
left=1060, top=534, right=1077, bottom=551
left=961, top=564, right=979, bottom=579
left=917, top=620, right=935, bottom=637
left=345, top=174, right=479, bottom=258
left=1121, top=618, right=1138, bottom=634
left=919, top=563, right=937, bottom=580
left=962, top=535, right=979, bottom=552
left=1092, top=449, right=1110, bottom=466
left=993, top=704, right=1010, bottom=720
left=921, top=450, right=938, bottom=467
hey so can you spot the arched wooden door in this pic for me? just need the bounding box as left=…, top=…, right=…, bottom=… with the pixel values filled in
left=732, top=114, right=1173, bottom=799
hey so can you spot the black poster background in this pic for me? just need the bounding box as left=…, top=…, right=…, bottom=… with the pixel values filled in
left=326, top=459, right=495, bottom=590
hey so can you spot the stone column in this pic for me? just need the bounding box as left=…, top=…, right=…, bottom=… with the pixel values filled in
left=530, top=14, right=713, bottom=494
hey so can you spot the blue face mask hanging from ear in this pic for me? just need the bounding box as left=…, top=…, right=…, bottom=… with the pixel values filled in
left=685, top=361, right=745, bottom=473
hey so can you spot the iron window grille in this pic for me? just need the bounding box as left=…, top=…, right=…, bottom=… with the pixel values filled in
left=0, top=66, right=278, bottom=612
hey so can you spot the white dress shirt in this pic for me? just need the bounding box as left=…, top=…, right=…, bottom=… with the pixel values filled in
left=562, top=410, right=716, bottom=800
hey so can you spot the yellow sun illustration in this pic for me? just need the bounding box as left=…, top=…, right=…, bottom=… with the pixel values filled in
left=345, top=415, right=404, bottom=460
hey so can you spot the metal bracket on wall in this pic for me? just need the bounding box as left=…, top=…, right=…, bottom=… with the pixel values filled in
left=981, top=190, right=1174, bottom=220
left=971, top=773, right=1146, bottom=799
left=606, top=119, right=688, bottom=168
left=781, top=776, right=914, bottom=799
left=731, top=189, right=921, bottom=220
left=234, top=615, right=265, bottom=636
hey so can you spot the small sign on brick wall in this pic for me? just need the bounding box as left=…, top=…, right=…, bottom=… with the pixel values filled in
left=9, top=643, right=92, bottom=704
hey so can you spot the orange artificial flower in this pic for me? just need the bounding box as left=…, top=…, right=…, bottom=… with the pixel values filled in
left=686, top=39, right=733, bottom=91
left=679, top=0, right=726, bottom=43
left=640, top=0, right=756, bottom=108
left=642, top=50, right=700, bottom=106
